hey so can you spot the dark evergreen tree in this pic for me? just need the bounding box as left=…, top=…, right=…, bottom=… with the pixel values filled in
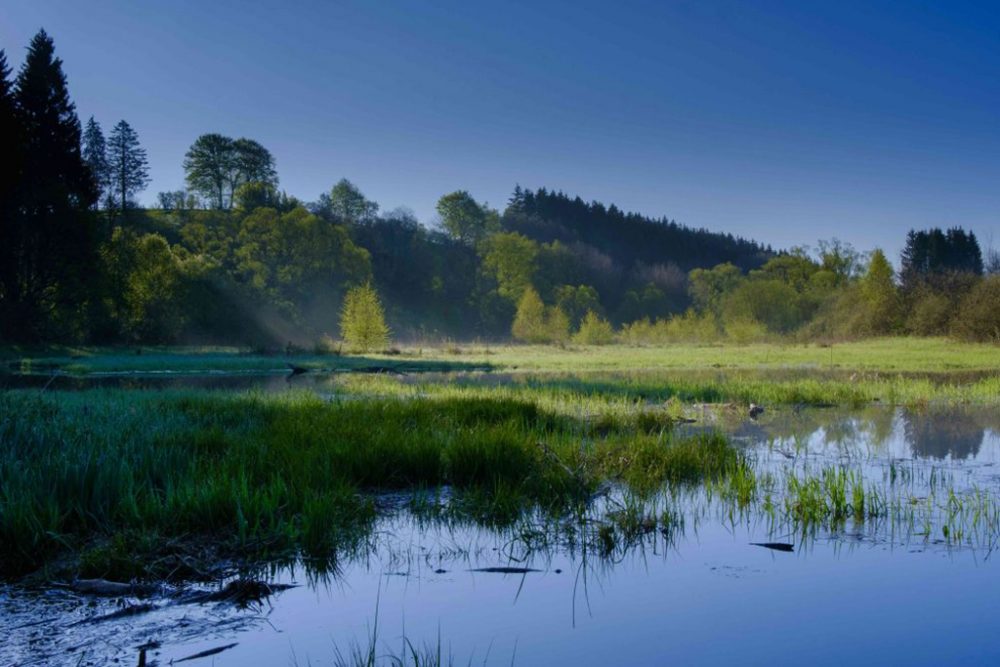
left=1, top=30, right=99, bottom=340
left=82, top=116, right=110, bottom=209
left=0, top=49, right=24, bottom=330
left=107, top=119, right=150, bottom=212
left=901, top=226, right=983, bottom=292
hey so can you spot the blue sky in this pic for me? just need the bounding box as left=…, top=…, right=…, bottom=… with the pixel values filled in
left=3, top=0, right=998, bottom=261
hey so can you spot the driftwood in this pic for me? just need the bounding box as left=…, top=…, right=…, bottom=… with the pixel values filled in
left=67, top=578, right=159, bottom=597
left=468, top=567, right=541, bottom=574
left=176, top=579, right=297, bottom=606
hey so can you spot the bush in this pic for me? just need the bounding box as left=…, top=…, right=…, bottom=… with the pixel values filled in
left=906, top=289, right=953, bottom=336
left=725, top=318, right=768, bottom=344
left=952, top=276, right=1000, bottom=342
left=573, top=310, right=615, bottom=345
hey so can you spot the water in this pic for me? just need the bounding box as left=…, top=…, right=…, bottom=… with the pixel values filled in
left=3, top=381, right=1000, bottom=666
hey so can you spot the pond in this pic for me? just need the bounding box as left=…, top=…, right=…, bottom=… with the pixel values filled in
left=2, top=378, right=999, bottom=666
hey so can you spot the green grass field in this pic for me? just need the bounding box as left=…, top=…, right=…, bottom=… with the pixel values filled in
left=5, top=338, right=998, bottom=406
left=4, top=337, right=997, bottom=375
left=2, top=337, right=998, bottom=581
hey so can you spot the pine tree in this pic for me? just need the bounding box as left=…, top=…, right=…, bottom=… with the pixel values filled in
left=340, top=283, right=391, bottom=352
left=107, top=119, right=150, bottom=212
left=0, top=49, right=24, bottom=332
left=82, top=116, right=109, bottom=209
left=3, top=30, right=98, bottom=340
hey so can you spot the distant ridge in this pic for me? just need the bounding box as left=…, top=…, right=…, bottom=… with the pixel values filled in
left=504, top=186, right=774, bottom=274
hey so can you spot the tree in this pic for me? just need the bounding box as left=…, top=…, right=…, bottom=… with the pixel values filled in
left=0, top=49, right=23, bottom=323
left=82, top=116, right=109, bottom=209
left=340, top=283, right=390, bottom=352
left=688, top=263, right=742, bottom=316
left=901, top=227, right=984, bottom=291
left=555, top=284, right=602, bottom=329
left=573, top=309, right=614, bottom=345
left=234, top=181, right=280, bottom=211
left=437, top=190, right=496, bottom=244
left=324, top=178, right=378, bottom=223
left=859, top=249, right=900, bottom=335
left=100, top=229, right=186, bottom=342
left=952, top=276, right=1000, bottom=342
left=157, top=190, right=197, bottom=211
left=511, top=286, right=547, bottom=343
left=509, top=287, right=569, bottom=344
left=107, top=120, right=149, bottom=212
left=232, top=137, right=277, bottom=188
left=183, top=134, right=278, bottom=209
left=0, top=30, right=98, bottom=340
left=479, top=232, right=538, bottom=302
left=817, top=239, right=862, bottom=283
left=545, top=305, right=571, bottom=344
left=234, top=206, right=371, bottom=318
left=184, top=133, right=235, bottom=208
left=722, top=280, right=801, bottom=333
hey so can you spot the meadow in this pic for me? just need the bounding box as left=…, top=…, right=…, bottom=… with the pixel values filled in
left=1, top=337, right=998, bottom=582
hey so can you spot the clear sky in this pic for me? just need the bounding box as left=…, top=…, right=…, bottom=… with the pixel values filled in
left=3, top=0, right=998, bottom=261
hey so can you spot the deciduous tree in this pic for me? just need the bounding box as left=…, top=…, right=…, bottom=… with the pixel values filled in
left=437, top=190, right=497, bottom=244
left=340, top=283, right=390, bottom=351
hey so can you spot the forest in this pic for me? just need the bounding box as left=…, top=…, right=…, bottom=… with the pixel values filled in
left=2, top=30, right=998, bottom=348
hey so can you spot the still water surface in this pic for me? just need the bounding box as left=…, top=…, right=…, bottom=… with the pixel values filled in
left=3, top=375, right=999, bottom=666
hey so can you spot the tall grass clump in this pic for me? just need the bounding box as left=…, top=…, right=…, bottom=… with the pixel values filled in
left=0, top=388, right=741, bottom=579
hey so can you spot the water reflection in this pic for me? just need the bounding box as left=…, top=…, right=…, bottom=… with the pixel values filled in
left=716, top=405, right=999, bottom=464
left=902, top=408, right=988, bottom=460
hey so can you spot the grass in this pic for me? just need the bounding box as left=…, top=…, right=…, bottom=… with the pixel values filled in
left=2, top=337, right=998, bottom=581
left=4, top=337, right=999, bottom=374
left=425, top=338, right=1000, bottom=373
left=0, top=389, right=739, bottom=580
left=711, top=459, right=1000, bottom=549
left=5, top=337, right=998, bottom=406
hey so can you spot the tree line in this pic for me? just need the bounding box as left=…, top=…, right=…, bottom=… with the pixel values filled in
left=2, top=30, right=998, bottom=347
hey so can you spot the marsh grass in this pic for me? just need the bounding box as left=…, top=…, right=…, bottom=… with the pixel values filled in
left=6, top=338, right=1000, bottom=407
left=0, top=389, right=740, bottom=579
left=710, top=456, right=1000, bottom=549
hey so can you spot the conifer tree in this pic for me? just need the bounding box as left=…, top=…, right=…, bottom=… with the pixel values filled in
left=82, top=116, right=110, bottom=209
left=2, top=30, right=98, bottom=340
left=107, top=119, right=150, bottom=212
left=340, top=283, right=391, bottom=352
left=0, top=49, right=23, bottom=329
